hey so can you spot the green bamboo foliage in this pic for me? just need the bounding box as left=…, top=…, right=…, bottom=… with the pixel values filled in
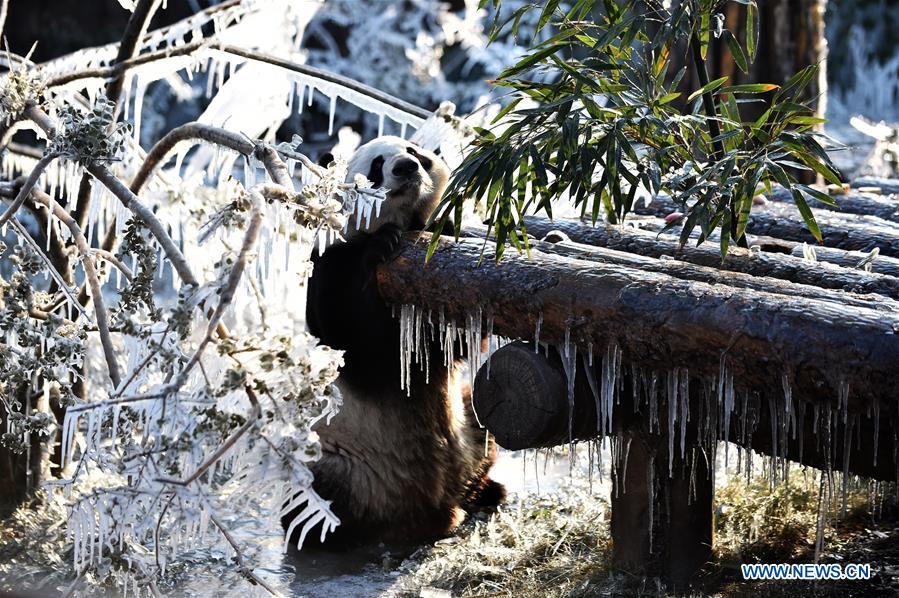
left=428, top=0, right=841, bottom=260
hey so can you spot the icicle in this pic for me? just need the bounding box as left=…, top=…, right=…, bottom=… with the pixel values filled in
left=378, top=113, right=385, bottom=137
left=667, top=369, right=678, bottom=477
left=782, top=372, right=794, bottom=439
left=873, top=400, right=880, bottom=467
left=719, top=355, right=734, bottom=448
left=561, top=327, right=577, bottom=449
left=399, top=305, right=414, bottom=395
left=678, top=369, right=689, bottom=462
left=132, top=83, right=146, bottom=147
left=838, top=379, right=850, bottom=423
left=327, top=95, right=337, bottom=136
left=533, top=311, right=543, bottom=353
left=600, top=343, right=621, bottom=436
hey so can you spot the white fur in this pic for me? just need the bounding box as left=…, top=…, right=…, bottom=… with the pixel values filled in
left=344, top=136, right=449, bottom=237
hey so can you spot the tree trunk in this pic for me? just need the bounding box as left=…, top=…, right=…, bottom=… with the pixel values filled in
left=520, top=216, right=899, bottom=300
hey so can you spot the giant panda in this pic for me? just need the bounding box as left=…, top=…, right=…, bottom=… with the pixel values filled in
left=283, top=136, right=505, bottom=548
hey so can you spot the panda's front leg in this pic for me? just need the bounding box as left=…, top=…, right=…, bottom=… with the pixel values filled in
left=306, top=223, right=406, bottom=389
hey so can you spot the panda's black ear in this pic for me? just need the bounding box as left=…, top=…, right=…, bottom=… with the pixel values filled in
left=318, top=152, right=334, bottom=167
left=367, top=155, right=385, bottom=187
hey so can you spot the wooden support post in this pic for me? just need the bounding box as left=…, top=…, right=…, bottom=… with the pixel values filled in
left=610, top=385, right=714, bottom=590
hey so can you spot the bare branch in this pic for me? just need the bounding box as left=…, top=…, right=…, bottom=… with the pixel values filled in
left=0, top=0, right=10, bottom=41
left=106, top=0, right=165, bottom=106
left=90, top=249, right=134, bottom=281
left=254, top=145, right=294, bottom=190
left=30, top=190, right=122, bottom=388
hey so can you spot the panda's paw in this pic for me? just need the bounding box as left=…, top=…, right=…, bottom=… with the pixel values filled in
left=365, top=223, right=404, bottom=266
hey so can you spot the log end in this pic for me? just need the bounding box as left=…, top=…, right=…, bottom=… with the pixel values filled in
left=473, top=341, right=568, bottom=450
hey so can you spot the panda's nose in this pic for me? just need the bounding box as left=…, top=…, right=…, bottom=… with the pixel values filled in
left=392, top=158, right=419, bottom=177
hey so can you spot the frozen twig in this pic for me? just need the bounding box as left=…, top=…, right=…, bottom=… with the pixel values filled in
left=155, top=401, right=260, bottom=487
left=88, top=164, right=199, bottom=286
left=210, top=512, right=284, bottom=597
left=7, top=218, right=88, bottom=320
left=180, top=193, right=263, bottom=377
left=30, top=189, right=122, bottom=388
left=0, top=152, right=59, bottom=227
left=130, top=122, right=255, bottom=193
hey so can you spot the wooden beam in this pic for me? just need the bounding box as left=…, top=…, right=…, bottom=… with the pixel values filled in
left=378, top=234, right=899, bottom=410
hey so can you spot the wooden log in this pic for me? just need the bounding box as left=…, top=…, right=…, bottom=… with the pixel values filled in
left=521, top=216, right=899, bottom=300
left=472, top=341, right=897, bottom=481
left=527, top=235, right=899, bottom=314
left=768, top=186, right=899, bottom=224
left=632, top=194, right=899, bottom=257
left=379, top=234, right=899, bottom=409
left=787, top=245, right=899, bottom=278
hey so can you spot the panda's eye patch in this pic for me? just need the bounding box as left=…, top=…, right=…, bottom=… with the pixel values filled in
left=367, top=155, right=385, bottom=187
left=406, top=146, right=432, bottom=172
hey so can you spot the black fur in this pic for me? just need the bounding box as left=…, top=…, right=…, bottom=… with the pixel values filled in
left=366, top=155, right=385, bottom=188
left=304, top=224, right=404, bottom=391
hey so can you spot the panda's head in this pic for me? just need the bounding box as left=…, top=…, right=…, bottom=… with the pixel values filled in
left=344, top=136, right=449, bottom=237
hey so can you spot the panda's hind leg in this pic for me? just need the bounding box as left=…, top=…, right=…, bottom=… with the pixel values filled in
left=460, top=384, right=506, bottom=512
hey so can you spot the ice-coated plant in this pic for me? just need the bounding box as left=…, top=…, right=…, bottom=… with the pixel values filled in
left=48, top=97, right=131, bottom=165
left=0, top=242, right=85, bottom=455
left=0, top=60, right=45, bottom=125
left=0, top=0, right=465, bottom=594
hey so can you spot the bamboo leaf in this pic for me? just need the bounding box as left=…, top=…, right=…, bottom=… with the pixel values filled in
left=791, top=187, right=823, bottom=242
left=724, top=30, right=748, bottom=73
left=687, top=76, right=728, bottom=103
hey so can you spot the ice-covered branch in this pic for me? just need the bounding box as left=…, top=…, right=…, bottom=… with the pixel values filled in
left=88, top=164, right=199, bottom=286
left=105, top=0, right=164, bottom=106
left=29, top=189, right=121, bottom=386
left=131, top=122, right=255, bottom=192
left=180, top=193, right=263, bottom=378
left=155, top=402, right=260, bottom=488
left=214, top=44, right=431, bottom=120
left=210, top=512, right=284, bottom=597
left=0, top=152, right=58, bottom=227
